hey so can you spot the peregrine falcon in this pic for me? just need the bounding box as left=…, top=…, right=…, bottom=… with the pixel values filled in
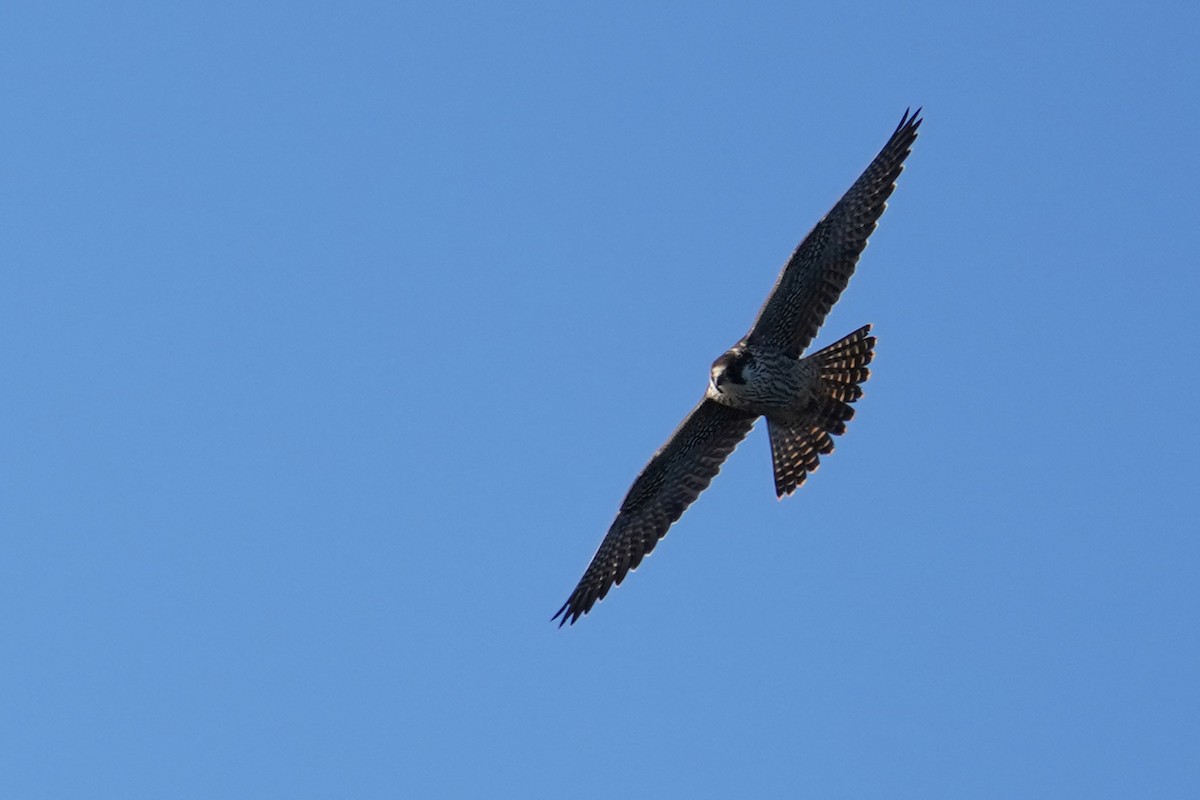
left=554, top=109, right=921, bottom=626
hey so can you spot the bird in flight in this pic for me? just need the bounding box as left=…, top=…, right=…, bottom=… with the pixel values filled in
left=554, top=109, right=922, bottom=626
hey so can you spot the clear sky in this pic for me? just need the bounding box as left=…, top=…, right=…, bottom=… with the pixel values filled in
left=3, top=2, right=1198, bottom=797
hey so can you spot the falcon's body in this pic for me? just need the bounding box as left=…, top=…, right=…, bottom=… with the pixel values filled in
left=554, top=109, right=921, bottom=626
left=708, top=343, right=822, bottom=419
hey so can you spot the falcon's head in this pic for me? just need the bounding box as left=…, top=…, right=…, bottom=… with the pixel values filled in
left=710, top=348, right=754, bottom=394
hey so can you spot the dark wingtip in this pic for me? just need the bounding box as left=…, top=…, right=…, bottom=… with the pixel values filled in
left=896, top=107, right=924, bottom=136
left=551, top=600, right=573, bottom=627
left=553, top=593, right=592, bottom=627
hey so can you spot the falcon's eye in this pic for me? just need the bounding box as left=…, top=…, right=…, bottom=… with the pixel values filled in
left=725, top=359, right=747, bottom=385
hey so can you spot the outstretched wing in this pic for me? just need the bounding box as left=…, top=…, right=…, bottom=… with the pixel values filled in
left=553, top=399, right=757, bottom=626
left=747, top=108, right=921, bottom=358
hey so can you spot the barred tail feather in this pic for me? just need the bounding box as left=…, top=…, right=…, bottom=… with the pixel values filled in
left=767, top=324, right=876, bottom=497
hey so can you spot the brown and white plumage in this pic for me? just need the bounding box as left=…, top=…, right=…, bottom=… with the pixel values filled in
left=765, top=324, right=876, bottom=497
left=553, top=109, right=920, bottom=626
left=748, top=108, right=922, bottom=358
left=553, top=401, right=756, bottom=626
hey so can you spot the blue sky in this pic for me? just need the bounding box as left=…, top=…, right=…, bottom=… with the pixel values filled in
left=3, top=1, right=1198, bottom=797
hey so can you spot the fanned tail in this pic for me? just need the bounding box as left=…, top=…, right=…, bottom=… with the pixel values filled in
left=767, top=324, right=876, bottom=497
